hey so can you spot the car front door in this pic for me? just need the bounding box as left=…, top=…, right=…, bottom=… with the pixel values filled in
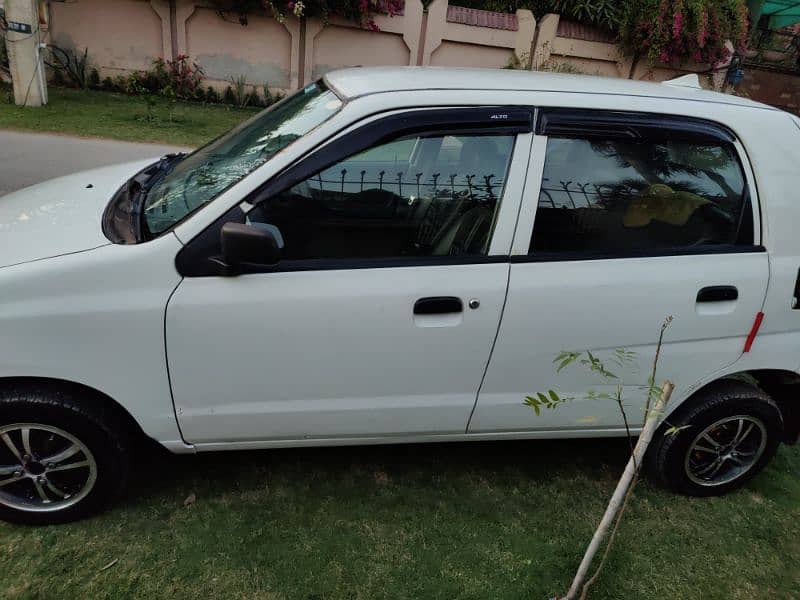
left=166, top=107, right=533, bottom=444
left=470, top=109, right=769, bottom=434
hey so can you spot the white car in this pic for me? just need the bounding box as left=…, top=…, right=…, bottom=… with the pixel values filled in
left=1, top=67, right=799, bottom=524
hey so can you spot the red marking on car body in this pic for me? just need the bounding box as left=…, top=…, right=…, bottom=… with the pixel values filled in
left=743, top=312, right=765, bottom=353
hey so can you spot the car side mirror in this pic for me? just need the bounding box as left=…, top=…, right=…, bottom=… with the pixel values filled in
left=214, top=222, right=280, bottom=276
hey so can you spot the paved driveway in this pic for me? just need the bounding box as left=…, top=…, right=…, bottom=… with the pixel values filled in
left=0, top=130, right=189, bottom=197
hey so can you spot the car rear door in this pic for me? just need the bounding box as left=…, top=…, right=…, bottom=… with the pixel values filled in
left=166, top=107, right=534, bottom=445
left=469, top=109, right=769, bottom=434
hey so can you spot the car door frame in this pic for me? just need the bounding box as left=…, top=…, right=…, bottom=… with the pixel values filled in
left=165, top=105, right=537, bottom=447
left=467, top=103, right=768, bottom=436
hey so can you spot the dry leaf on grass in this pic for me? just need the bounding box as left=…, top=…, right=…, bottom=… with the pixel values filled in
left=184, top=492, right=197, bottom=507
left=98, top=559, right=118, bottom=573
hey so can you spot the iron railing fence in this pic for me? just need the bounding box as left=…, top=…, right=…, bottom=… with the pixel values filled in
left=745, top=27, right=800, bottom=72
left=310, top=170, right=506, bottom=203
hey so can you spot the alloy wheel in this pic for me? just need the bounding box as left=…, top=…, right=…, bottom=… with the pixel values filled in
left=0, top=423, right=98, bottom=512
left=684, top=415, right=767, bottom=487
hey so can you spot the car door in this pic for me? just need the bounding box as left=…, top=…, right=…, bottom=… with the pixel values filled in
left=469, top=109, right=769, bottom=434
left=166, top=107, right=533, bottom=444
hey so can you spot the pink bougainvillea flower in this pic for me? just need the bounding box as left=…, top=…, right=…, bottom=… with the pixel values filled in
left=673, top=11, right=683, bottom=40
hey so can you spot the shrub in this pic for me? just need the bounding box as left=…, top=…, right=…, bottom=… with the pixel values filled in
left=228, top=74, right=251, bottom=108
left=123, top=55, right=205, bottom=99
left=247, top=91, right=263, bottom=107
left=45, top=45, right=90, bottom=89
left=205, top=86, right=221, bottom=103
left=88, top=68, right=101, bottom=88
left=262, top=82, right=285, bottom=106
left=51, top=68, right=65, bottom=87
left=223, top=85, right=236, bottom=105
left=160, top=55, right=205, bottom=98
left=111, top=74, right=129, bottom=93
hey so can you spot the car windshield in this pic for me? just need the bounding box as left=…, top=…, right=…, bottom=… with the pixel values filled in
left=141, top=82, right=342, bottom=237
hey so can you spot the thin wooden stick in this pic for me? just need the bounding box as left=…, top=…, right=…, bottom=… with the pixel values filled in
left=579, top=473, right=639, bottom=600
left=564, top=380, right=674, bottom=600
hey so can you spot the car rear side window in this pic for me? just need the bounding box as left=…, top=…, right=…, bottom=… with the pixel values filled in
left=529, top=134, right=753, bottom=256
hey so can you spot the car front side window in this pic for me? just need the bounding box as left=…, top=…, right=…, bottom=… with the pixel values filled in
left=245, top=132, right=516, bottom=261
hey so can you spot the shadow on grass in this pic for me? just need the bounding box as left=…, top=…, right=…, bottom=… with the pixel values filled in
left=129, top=437, right=637, bottom=504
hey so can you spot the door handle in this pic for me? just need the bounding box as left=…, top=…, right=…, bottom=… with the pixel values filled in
left=697, top=286, right=738, bottom=303
left=413, top=296, right=463, bottom=315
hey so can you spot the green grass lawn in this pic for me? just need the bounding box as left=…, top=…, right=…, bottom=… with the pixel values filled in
left=0, top=85, right=257, bottom=146
left=1, top=439, right=797, bottom=599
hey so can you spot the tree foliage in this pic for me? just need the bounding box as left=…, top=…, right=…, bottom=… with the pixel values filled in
left=451, top=0, right=621, bottom=29
left=210, top=0, right=750, bottom=66
left=619, top=0, right=749, bottom=66
left=209, top=0, right=404, bottom=30
left=432, top=0, right=751, bottom=67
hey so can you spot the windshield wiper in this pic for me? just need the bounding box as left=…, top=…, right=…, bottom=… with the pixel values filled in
left=148, top=152, right=186, bottom=186
left=130, top=153, right=187, bottom=241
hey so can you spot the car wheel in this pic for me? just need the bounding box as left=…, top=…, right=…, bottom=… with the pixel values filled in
left=0, top=384, right=132, bottom=525
left=647, top=379, right=783, bottom=497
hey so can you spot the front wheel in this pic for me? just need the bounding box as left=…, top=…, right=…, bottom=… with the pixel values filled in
left=0, top=385, right=132, bottom=525
left=647, top=380, right=783, bottom=497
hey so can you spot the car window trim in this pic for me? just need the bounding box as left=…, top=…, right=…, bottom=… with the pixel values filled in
left=247, top=106, right=533, bottom=207
left=510, top=244, right=766, bottom=264
left=521, top=109, right=757, bottom=259
left=176, top=106, right=534, bottom=277
left=536, top=108, right=737, bottom=144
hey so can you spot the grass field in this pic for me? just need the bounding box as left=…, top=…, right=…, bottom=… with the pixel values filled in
left=0, top=438, right=797, bottom=599
left=0, top=85, right=257, bottom=146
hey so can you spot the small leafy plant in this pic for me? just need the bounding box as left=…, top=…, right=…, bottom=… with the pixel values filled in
left=228, top=74, right=251, bottom=108
left=126, top=55, right=205, bottom=100
left=526, top=317, right=678, bottom=600
left=45, top=45, right=91, bottom=89
left=262, top=82, right=285, bottom=105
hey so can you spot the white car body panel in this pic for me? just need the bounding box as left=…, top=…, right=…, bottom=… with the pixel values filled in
left=0, top=67, right=798, bottom=454
left=0, top=234, right=187, bottom=448
left=0, top=160, right=152, bottom=267
left=167, top=263, right=510, bottom=443
left=471, top=254, right=770, bottom=432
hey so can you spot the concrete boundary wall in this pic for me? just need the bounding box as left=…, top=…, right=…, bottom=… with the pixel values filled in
left=46, top=0, right=708, bottom=93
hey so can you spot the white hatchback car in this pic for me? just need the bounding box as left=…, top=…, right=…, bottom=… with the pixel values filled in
left=2, top=67, right=799, bottom=524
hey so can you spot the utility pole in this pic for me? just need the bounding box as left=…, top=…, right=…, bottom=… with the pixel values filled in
left=4, top=0, right=47, bottom=106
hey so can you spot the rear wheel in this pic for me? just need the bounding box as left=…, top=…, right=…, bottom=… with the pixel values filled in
left=0, top=385, right=132, bottom=524
left=648, top=380, right=783, bottom=496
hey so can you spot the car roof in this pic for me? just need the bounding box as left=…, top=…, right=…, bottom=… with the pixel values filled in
left=323, top=66, right=777, bottom=112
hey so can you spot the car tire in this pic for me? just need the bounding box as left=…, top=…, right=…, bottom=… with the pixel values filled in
left=0, top=384, right=132, bottom=525
left=647, top=379, right=783, bottom=497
